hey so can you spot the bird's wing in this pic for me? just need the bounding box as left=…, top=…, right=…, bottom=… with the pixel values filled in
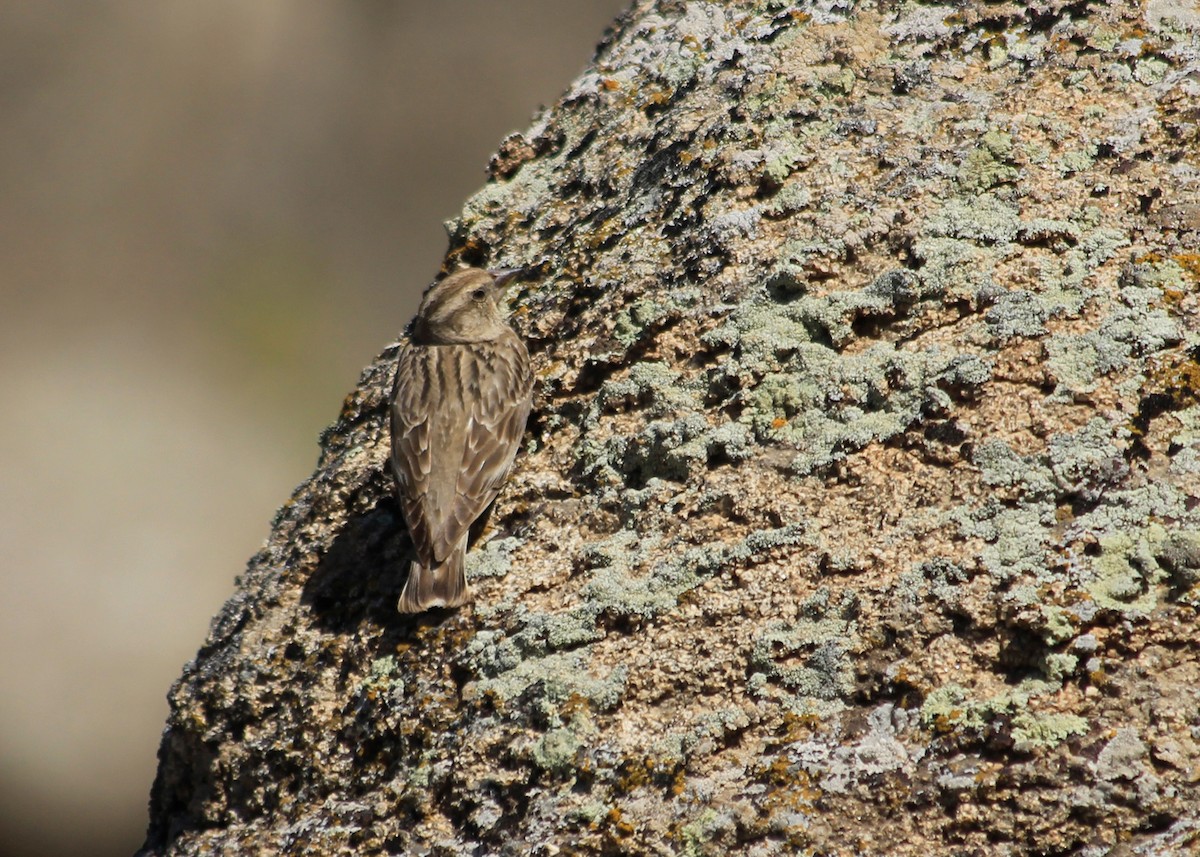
left=439, top=337, right=533, bottom=558
left=390, top=344, right=440, bottom=566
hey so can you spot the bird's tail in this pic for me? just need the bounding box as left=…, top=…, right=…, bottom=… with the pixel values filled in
left=397, top=545, right=469, bottom=613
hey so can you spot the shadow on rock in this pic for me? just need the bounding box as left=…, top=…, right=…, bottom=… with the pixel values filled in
left=301, top=498, right=413, bottom=634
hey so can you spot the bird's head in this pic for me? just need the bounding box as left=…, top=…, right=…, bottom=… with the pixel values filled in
left=411, top=267, right=522, bottom=344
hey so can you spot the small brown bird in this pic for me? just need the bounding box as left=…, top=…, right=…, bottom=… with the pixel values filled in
left=389, top=267, right=533, bottom=613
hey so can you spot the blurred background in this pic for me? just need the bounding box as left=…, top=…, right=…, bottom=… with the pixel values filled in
left=0, top=3, right=626, bottom=855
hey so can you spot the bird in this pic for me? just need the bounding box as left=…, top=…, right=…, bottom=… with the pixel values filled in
left=389, top=266, right=533, bottom=613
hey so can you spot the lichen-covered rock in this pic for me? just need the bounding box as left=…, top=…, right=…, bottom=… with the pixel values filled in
left=143, top=2, right=1200, bottom=855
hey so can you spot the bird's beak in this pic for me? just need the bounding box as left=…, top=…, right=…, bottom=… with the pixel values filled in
left=489, top=267, right=524, bottom=289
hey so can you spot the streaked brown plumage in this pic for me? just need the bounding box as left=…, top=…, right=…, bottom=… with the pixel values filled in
left=389, top=267, right=533, bottom=613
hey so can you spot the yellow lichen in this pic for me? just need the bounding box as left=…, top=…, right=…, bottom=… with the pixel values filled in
left=1172, top=253, right=1200, bottom=282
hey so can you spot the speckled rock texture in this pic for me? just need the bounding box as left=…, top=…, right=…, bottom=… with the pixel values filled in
left=143, top=2, right=1200, bottom=855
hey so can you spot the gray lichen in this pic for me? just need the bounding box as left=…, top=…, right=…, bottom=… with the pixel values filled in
left=750, top=587, right=859, bottom=705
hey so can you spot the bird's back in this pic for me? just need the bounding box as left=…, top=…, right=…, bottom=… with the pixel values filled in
left=391, top=333, right=531, bottom=567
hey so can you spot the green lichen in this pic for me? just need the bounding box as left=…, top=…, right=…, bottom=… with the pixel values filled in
left=466, top=524, right=809, bottom=726
left=1171, top=405, right=1200, bottom=449
left=579, top=414, right=712, bottom=487
left=1046, top=332, right=1133, bottom=394
left=466, top=536, right=523, bottom=580
left=581, top=533, right=680, bottom=618
left=582, top=524, right=807, bottom=619
left=1156, top=530, right=1200, bottom=598
left=957, top=129, right=1019, bottom=193
left=928, top=194, right=1021, bottom=243
left=1056, top=147, right=1096, bottom=175
left=955, top=413, right=1200, bottom=615
left=1046, top=262, right=1182, bottom=394
left=1149, top=6, right=1200, bottom=46
left=1007, top=34, right=1045, bottom=64
left=697, top=421, right=754, bottom=463
left=1021, top=140, right=1050, bottom=164
left=977, top=505, right=1052, bottom=581
left=957, top=438, right=1060, bottom=580
left=972, top=439, right=1055, bottom=497
left=759, top=120, right=812, bottom=185
left=369, top=655, right=397, bottom=681
left=910, top=236, right=998, bottom=298
left=683, top=707, right=750, bottom=753
left=1131, top=257, right=1191, bottom=292
left=985, top=290, right=1047, bottom=339
left=1037, top=652, right=1080, bottom=684
left=1084, top=25, right=1120, bottom=52
left=761, top=178, right=812, bottom=217
left=531, top=727, right=584, bottom=776
left=1010, top=711, right=1089, bottom=752
left=568, top=801, right=608, bottom=826
left=750, top=587, right=858, bottom=703
left=466, top=646, right=629, bottom=717
left=1086, top=531, right=1167, bottom=614
left=1047, top=417, right=1124, bottom=494
left=703, top=283, right=990, bottom=474
left=1074, top=481, right=1187, bottom=534
left=921, top=679, right=1083, bottom=750
left=1020, top=211, right=1123, bottom=317
left=957, top=415, right=1196, bottom=599
left=355, top=656, right=404, bottom=704
left=480, top=602, right=606, bottom=653
left=891, top=558, right=970, bottom=615
left=1038, top=605, right=1077, bottom=647
left=613, top=299, right=671, bottom=347
left=676, top=808, right=732, bottom=855
left=592, top=361, right=702, bottom=421
left=1133, top=56, right=1169, bottom=85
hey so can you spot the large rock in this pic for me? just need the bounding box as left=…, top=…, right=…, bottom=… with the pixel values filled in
left=143, top=1, right=1200, bottom=854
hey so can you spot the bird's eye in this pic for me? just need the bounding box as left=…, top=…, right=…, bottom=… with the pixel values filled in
left=471, top=288, right=487, bottom=301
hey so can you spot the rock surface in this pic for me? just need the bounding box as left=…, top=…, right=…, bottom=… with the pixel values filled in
left=144, top=1, right=1200, bottom=854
